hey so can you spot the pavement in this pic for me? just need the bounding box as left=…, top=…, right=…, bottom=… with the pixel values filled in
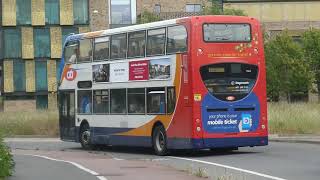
left=269, top=134, right=320, bottom=144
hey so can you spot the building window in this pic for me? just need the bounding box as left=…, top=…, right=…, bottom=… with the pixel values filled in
left=45, top=0, right=60, bottom=24
left=147, top=28, right=165, bottom=56
left=78, top=39, right=92, bottom=63
left=167, top=25, right=187, bottom=54
left=110, top=0, right=131, bottom=25
left=13, top=60, right=26, bottom=92
left=154, top=4, right=161, bottom=14
left=128, top=88, right=145, bottom=114
left=16, top=0, right=31, bottom=25
left=111, top=34, right=127, bottom=59
left=110, top=89, right=126, bottom=114
left=36, top=95, right=48, bottom=109
left=4, top=29, right=21, bottom=58
left=93, top=90, right=109, bottom=114
left=62, top=27, right=78, bottom=47
left=34, top=28, right=51, bottom=58
left=94, top=36, right=110, bottom=61
left=35, top=61, right=48, bottom=91
left=73, top=0, right=89, bottom=24
left=186, top=4, right=201, bottom=13
left=147, top=87, right=165, bottom=114
left=78, top=90, right=92, bottom=114
left=128, top=31, right=145, bottom=58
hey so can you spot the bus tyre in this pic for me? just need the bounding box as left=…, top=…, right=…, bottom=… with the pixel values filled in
left=80, top=124, right=93, bottom=150
left=152, top=125, right=168, bottom=156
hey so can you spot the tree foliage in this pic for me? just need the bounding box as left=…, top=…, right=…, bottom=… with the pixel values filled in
left=137, top=10, right=161, bottom=24
left=203, top=0, right=247, bottom=16
left=303, top=28, right=320, bottom=100
left=265, top=31, right=313, bottom=102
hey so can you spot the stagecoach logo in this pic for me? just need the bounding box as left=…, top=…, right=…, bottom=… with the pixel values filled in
left=65, top=68, right=77, bottom=81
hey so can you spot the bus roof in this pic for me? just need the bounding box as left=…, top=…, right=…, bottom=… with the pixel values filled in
left=65, top=15, right=257, bottom=43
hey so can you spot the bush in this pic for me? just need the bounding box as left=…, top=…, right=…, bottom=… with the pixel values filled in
left=264, top=31, right=313, bottom=102
left=0, top=135, right=14, bottom=178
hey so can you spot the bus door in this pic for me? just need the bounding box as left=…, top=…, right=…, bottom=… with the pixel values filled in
left=59, top=91, right=76, bottom=141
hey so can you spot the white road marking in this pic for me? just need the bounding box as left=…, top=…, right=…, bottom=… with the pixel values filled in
left=17, top=154, right=108, bottom=180
left=169, top=156, right=287, bottom=180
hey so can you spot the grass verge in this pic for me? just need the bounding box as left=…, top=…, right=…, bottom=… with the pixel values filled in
left=0, top=134, right=14, bottom=178
left=268, top=103, right=320, bottom=135
left=0, top=110, right=59, bottom=137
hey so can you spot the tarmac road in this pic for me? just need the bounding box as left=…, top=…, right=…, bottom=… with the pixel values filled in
left=5, top=138, right=320, bottom=180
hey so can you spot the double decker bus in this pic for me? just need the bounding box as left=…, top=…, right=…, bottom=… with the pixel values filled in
left=58, top=15, right=268, bottom=155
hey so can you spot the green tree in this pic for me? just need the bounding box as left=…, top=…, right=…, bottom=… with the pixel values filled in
left=303, top=28, right=320, bottom=101
left=265, top=31, right=313, bottom=102
left=137, top=10, right=161, bottom=24
left=203, top=0, right=247, bottom=16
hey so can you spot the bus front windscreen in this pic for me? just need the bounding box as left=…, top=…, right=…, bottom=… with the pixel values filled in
left=203, top=23, right=251, bottom=42
left=200, top=63, right=258, bottom=101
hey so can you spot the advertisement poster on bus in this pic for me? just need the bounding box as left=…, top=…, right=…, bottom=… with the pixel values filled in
left=149, top=59, right=171, bottom=80
left=201, top=94, right=260, bottom=133
left=110, top=62, right=129, bottom=82
left=129, top=60, right=149, bottom=81
left=92, top=64, right=110, bottom=83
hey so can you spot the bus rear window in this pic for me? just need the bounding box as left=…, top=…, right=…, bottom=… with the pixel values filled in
left=200, top=63, right=258, bottom=101
left=203, top=24, right=251, bottom=42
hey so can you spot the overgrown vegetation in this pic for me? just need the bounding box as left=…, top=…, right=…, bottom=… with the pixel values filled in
left=0, top=111, right=59, bottom=136
left=0, top=134, right=14, bottom=178
left=268, top=103, right=320, bottom=135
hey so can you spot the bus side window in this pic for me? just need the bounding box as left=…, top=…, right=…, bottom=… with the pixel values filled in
left=127, top=88, right=145, bottom=114
left=111, top=33, right=127, bottom=59
left=93, top=90, right=109, bottom=114
left=167, top=87, right=176, bottom=114
left=78, top=39, right=93, bottom=63
left=94, top=36, right=110, bottom=61
left=64, top=41, right=79, bottom=64
left=110, top=89, right=126, bottom=114
left=147, top=28, right=165, bottom=56
left=128, top=31, right=146, bottom=58
left=147, top=87, right=166, bottom=114
left=167, top=25, right=187, bottom=54
left=78, top=90, right=92, bottom=114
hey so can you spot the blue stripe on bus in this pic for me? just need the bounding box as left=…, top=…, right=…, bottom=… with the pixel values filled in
left=74, top=126, right=268, bottom=149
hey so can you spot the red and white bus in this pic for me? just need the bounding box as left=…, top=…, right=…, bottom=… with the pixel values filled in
left=59, top=15, right=268, bottom=155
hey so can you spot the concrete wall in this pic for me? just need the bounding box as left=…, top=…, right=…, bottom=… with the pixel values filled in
left=224, top=2, right=320, bottom=31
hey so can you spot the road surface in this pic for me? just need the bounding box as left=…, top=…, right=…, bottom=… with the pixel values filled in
left=5, top=138, right=320, bottom=180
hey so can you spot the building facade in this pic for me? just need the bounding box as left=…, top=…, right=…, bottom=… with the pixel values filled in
left=224, top=0, right=320, bottom=36
left=0, top=0, right=91, bottom=111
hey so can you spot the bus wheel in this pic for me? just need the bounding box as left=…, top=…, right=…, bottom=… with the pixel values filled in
left=152, top=125, right=168, bottom=156
left=80, top=124, right=93, bottom=150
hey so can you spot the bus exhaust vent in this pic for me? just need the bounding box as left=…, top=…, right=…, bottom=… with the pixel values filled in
left=207, top=108, right=228, bottom=112
left=234, top=107, right=255, bottom=111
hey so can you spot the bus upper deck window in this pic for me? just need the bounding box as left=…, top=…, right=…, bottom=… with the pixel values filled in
left=94, top=36, right=110, bottom=61
left=147, top=28, right=166, bottom=56
left=64, top=41, right=79, bottom=64
left=78, top=39, right=93, bottom=63
left=128, top=31, right=146, bottom=58
left=111, top=33, right=127, bottom=59
left=167, top=25, right=187, bottom=54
